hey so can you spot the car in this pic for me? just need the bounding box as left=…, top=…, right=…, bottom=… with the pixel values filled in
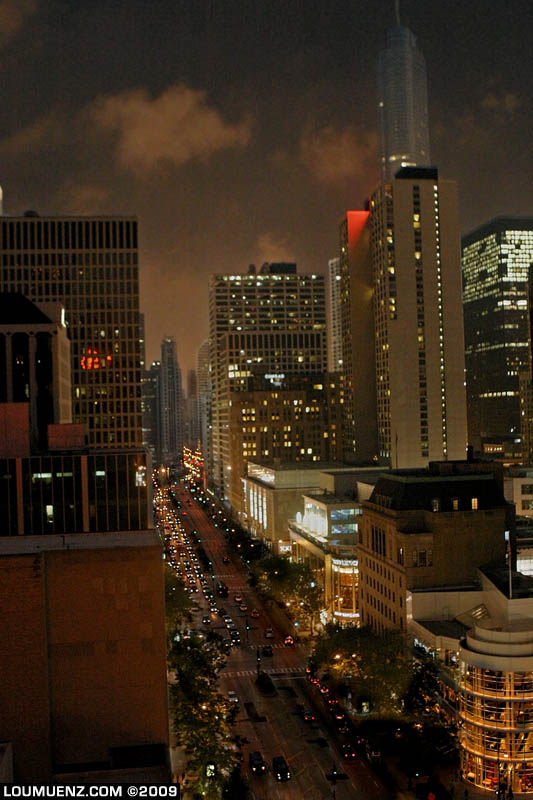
left=228, top=691, right=239, bottom=704
left=320, top=685, right=330, bottom=695
left=223, top=556, right=230, bottom=563
left=202, top=615, right=211, bottom=625
left=331, top=704, right=345, bottom=721
left=302, top=709, right=315, bottom=722
left=264, top=628, right=274, bottom=639
left=250, top=609, right=260, bottom=618
left=229, top=628, right=240, bottom=639
left=341, top=744, right=357, bottom=760
left=234, top=594, right=243, bottom=603
left=182, top=511, right=187, bottom=516
left=249, top=751, right=267, bottom=774
left=225, top=619, right=234, bottom=628
left=272, top=756, right=291, bottom=782
left=337, top=721, right=350, bottom=734
left=261, top=644, right=273, bottom=657
left=283, top=635, right=295, bottom=647
left=239, top=603, right=248, bottom=612
left=218, top=607, right=227, bottom=617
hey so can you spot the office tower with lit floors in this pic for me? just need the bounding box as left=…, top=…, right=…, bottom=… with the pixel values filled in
left=0, top=214, right=142, bottom=448
left=208, top=263, right=327, bottom=499
left=377, top=7, right=431, bottom=181
left=462, top=217, right=533, bottom=456
left=369, top=167, right=467, bottom=467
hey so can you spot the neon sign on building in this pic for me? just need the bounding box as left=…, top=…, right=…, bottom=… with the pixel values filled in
left=80, top=347, right=112, bottom=370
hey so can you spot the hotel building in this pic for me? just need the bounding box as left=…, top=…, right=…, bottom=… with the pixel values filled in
left=369, top=167, right=467, bottom=467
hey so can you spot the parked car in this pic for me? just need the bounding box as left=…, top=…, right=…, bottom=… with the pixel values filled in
left=261, top=644, right=273, bottom=657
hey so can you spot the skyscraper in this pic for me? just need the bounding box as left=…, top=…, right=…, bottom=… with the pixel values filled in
left=338, top=212, right=378, bottom=464
left=183, top=368, right=200, bottom=448
left=462, top=217, right=533, bottom=453
left=377, top=8, right=431, bottom=181
left=0, top=214, right=142, bottom=448
left=208, top=263, right=327, bottom=498
left=142, top=360, right=161, bottom=464
left=327, top=257, right=343, bottom=373
left=196, top=339, right=211, bottom=470
left=159, top=337, right=184, bottom=467
left=369, top=167, right=467, bottom=466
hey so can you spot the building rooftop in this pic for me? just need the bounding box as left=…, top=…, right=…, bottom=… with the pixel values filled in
left=481, top=566, right=533, bottom=600
left=417, top=619, right=469, bottom=639
left=462, top=216, right=533, bottom=248
left=0, top=292, right=57, bottom=325
left=0, top=531, right=161, bottom=556
left=368, top=467, right=508, bottom=512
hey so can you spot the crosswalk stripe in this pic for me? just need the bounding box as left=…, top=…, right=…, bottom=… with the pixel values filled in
left=221, top=666, right=306, bottom=677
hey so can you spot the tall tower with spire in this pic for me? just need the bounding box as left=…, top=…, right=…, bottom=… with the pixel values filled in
left=377, top=2, right=431, bottom=180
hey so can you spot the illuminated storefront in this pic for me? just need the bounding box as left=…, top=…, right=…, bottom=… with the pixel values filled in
left=289, top=493, right=359, bottom=625
left=459, top=623, right=533, bottom=794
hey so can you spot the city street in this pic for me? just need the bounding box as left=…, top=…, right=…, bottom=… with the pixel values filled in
left=169, top=484, right=393, bottom=800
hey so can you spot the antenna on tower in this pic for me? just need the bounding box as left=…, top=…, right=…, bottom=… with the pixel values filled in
left=395, top=0, right=401, bottom=25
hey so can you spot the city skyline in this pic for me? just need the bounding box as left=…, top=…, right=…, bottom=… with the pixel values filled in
left=0, top=0, right=530, bottom=373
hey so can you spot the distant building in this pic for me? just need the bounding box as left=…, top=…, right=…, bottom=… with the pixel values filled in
left=462, top=217, right=533, bottom=453
left=183, top=368, right=200, bottom=448
left=327, top=257, right=343, bottom=373
left=377, top=16, right=431, bottom=181
left=142, top=361, right=161, bottom=464
left=227, top=372, right=343, bottom=513
left=208, top=263, right=327, bottom=499
left=0, top=214, right=143, bottom=448
left=196, top=339, right=211, bottom=473
left=159, top=337, right=184, bottom=467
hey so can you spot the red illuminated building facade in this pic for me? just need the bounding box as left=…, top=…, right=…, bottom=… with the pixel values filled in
left=338, top=209, right=378, bottom=463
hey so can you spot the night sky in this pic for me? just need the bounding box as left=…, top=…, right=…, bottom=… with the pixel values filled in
left=1, top=0, right=531, bottom=374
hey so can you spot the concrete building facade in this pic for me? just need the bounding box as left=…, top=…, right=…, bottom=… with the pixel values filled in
left=370, top=167, right=467, bottom=467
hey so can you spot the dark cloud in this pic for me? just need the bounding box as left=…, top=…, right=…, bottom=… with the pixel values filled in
left=0, top=0, right=36, bottom=46
left=89, top=85, right=252, bottom=176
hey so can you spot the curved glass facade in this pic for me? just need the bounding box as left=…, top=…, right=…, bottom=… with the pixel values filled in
left=459, top=626, right=533, bottom=794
